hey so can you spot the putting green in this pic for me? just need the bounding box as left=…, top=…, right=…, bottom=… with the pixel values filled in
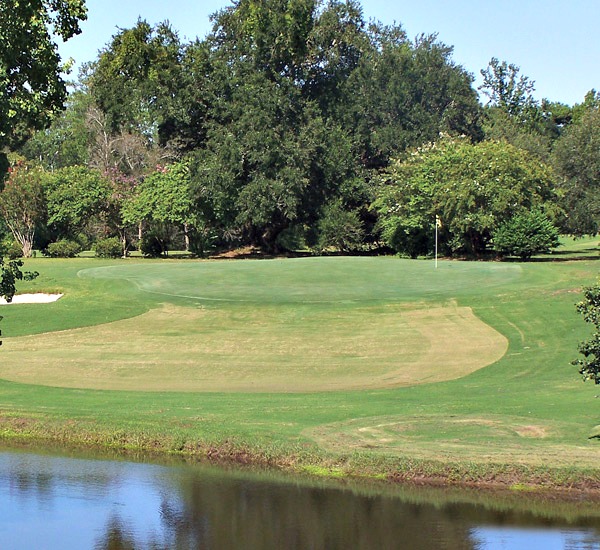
left=78, top=256, right=522, bottom=304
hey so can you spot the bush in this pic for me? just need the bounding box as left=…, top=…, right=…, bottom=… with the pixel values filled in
left=315, top=202, right=364, bottom=253
left=492, top=210, right=560, bottom=259
left=4, top=240, right=23, bottom=260
left=45, top=239, right=82, bottom=258
left=188, top=227, right=218, bottom=258
left=378, top=215, right=433, bottom=258
left=139, top=232, right=168, bottom=258
left=275, top=225, right=306, bottom=252
left=94, top=237, right=123, bottom=258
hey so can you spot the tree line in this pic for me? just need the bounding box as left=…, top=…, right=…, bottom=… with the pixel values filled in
left=1, top=0, right=599, bottom=260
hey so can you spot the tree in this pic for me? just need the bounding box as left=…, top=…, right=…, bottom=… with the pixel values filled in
left=552, top=105, right=600, bottom=236
left=478, top=58, right=566, bottom=160
left=479, top=57, right=536, bottom=120
left=102, top=168, right=139, bottom=256
left=336, top=28, right=482, bottom=169
left=492, top=209, right=560, bottom=259
left=89, top=20, right=185, bottom=143
left=0, top=160, right=46, bottom=257
left=20, top=86, right=94, bottom=169
left=122, top=161, right=195, bottom=252
left=374, top=138, right=558, bottom=256
left=0, top=0, right=87, bottom=165
left=44, top=166, right=111, bottom=239
left=573, top=284, right=600, bottom=384
left=314, top=201, right=364, bottom=253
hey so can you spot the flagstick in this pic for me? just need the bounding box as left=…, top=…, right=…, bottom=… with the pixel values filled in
left=435, top=216, right=438, bottom=269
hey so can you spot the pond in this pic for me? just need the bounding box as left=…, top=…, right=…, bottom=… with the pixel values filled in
left=0, top=447, right=599, bottom=549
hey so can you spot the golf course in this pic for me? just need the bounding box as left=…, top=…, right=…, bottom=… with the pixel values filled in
left=0, top=239, right=599, bottom=490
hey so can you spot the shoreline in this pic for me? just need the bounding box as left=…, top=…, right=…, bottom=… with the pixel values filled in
left=1, top=414, right=599, bottom=500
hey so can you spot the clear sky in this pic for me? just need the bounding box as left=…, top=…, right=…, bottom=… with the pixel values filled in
left=57, top=0, right=599, bottom=106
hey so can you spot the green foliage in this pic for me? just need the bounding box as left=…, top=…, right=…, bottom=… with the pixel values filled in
left=139, top=231, right=168, bottom=258
left=123, top=162, right=193, bottom=227
left=343, top=32, right=482, bottom=168
left=481, top=107, right=554, bottom=161
left=9, top=1, right=585, bottom=261
left=20, top=89, right=93, bottom=169
left=552, top=106, right=600, bottom=236
left=0, top=0, right=87, bottom=155
left=372, top=172, right=434, bottom=257
left=492, top=210, right=560, bottom=259
left=89, top=20, right=184, bottom=141
left=45, top=239, right=82, bottom=258
left=187, top=226, right=218, bottom=258
left=275, top=225, right=307, bottom=252
left=94, top=237, right=123, bottom=259
left=0, top=160, right=46, bottom=257
left=379, top=214, right=433, bottom=259
left=44, top=166, right=111, bottom=238
left=479, top=58, right=536, bottom=120
left=573, top=284, right=600, bottom=384
left=2, top=240, right=23, bottom=260
left=315, top=202, right=364, bottom=253
left=0, top=257, right=38, bottom=306
left=375, top=138, right=557, bottom=256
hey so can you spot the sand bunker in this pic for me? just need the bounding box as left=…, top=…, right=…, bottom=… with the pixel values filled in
left=0, top=293, right=63, bottom=305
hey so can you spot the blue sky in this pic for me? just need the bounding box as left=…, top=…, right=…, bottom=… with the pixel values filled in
left=57, top=0, right=599, bottom=106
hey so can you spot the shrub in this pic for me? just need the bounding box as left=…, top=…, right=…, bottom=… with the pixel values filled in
left=5, top=240, right=23, bottom=260
left=188, top=227, right=218, bottom=258
left=315, top=202, right=364, bottom=253
left=94, top=237, right=123, bottom=258
left=45, top=239, right=82, bottom=258
left=275, top=225, right=306, bottom=252
left=492, top=210, right=560, bottom=259
left=139, top=232, right=167, bottom=258
left=378, top=215, right=433, bottom=258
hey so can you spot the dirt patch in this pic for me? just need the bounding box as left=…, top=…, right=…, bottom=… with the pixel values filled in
left=514, top=425, right=548, bottom=438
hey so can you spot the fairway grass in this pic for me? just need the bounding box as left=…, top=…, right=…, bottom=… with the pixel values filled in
left=0, top=246, right=599, bottom=491
left=0, top=302, right=506, bottom=392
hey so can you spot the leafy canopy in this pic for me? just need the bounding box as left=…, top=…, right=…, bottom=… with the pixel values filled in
left=374, top=138, right=557, bottom=256
left=0, top=0, right=87, bottom=153
left=573, top=285, right=600, bottom=385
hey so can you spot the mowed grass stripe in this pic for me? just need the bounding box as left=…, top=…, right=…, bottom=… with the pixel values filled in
left=0, top=303, right=506, bottom=392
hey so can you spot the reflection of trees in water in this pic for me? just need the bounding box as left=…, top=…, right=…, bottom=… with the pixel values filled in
left=94, top=515, right=136, bottom=550
left=155, top=477, right=477, bottom=549
left=3, top=455, right=124, bottom=503
left=3, top=452, right=600, bottom=549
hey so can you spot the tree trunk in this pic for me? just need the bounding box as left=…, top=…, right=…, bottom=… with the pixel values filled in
left=183, top=223, right=190, bottom=252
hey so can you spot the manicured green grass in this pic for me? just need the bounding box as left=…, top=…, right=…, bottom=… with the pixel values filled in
left=1, top=258, right=508, bottom=392
left=0, top=239, right=599, bottom=486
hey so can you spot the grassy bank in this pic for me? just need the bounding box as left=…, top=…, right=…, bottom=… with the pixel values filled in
left=0, top=238, right=599, bottom=492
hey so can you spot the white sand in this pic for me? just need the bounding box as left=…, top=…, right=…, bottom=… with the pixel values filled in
left=0, top=293, right=63, bottom=305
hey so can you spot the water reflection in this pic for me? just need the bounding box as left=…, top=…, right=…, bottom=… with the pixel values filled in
left=0, top=449, right=598, bottom=549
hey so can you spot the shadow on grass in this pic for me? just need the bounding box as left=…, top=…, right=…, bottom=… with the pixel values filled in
left=501, top=249, right=600, bottom=263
